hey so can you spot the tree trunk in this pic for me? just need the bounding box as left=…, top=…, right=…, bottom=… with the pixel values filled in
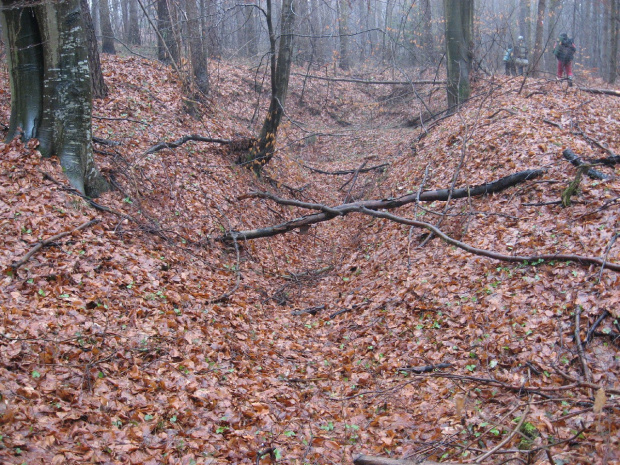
left=337, top=0, right=350, bottom=71
left=240, top=0, right=296, bottom=175
left=128, top=0, right=141, bottom=45
left=186, top=0, right=209, bottom=95
left=519, top=0, right=531, bottom=46
left=99, top=0, right=116, bottom=54
left=608, top=0, right=619, bottom=83
left=443, top=0, right=473, bottom=110
left=1, top=0, right=109, bottom=197
left=421, top=0, right=433, bottom=61
left=531, top=0, right=546, bottom=76
left=81, top=0, right=109, bottom=99
left=157, top=0, right=179, bottom=64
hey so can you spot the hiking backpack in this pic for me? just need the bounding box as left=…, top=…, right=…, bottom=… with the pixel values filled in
left=556, top=37, right=575, bottom=63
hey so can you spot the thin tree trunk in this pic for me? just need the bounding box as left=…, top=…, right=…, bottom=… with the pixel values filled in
left=186, top=0, right=208, bottom=95
left=337, top=0, right=350, bottom=70
left=100, top=0, right=116, bottom=53
left=609, top=0, right=619, bottom=83
left=157, top=0, right=178, bottom=63
left=531, top=0, right=545, bottom=76
left=128, top=0, right=141, bottom=45
left=81, top=0, right=108, bottom=99
left=421, top=0, right=433, bottom=61
left=241, top=0, right=296, bottom=174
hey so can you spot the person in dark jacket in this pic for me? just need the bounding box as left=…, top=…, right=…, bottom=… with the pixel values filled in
left=553, top=32, right=577, bottom=83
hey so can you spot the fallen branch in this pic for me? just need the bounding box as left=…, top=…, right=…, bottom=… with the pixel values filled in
left=353, top=454, right=452, bottom=465
left=291, top=73, right=445, bottom=86
left=578, top=87, right=620, bottom=97
left=10, top=219, right=100, bottom=272
left=303, top=163, right=389, bottom=176
left=291, top=305, right=325, bottom=316
left=222, top=189, right=620, bottom=273
left=563, top=149, right=611, bottom=180
left=145, top=134, right=232, bottom=155
left=399, top=363, right=452, bottom=373
left=225, top=169, right=543, bottom=240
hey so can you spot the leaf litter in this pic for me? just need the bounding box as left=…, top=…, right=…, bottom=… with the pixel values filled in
left=0, top=56, right=619, bottom=464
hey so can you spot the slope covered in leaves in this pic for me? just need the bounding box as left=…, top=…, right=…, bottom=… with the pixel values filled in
left=0, top=56, right=619, bottom=464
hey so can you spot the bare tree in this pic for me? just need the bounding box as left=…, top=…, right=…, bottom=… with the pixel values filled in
left=239, top=0, right=296, bottom=175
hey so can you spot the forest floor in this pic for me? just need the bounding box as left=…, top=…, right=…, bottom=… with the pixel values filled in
left=0, top=55, right=619, bottom=465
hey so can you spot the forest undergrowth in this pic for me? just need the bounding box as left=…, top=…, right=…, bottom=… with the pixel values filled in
left=0, top=55, right=619, bottom=464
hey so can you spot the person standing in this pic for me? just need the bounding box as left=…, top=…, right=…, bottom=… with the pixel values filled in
left=513, top=36, right=529, bottom=75
left=553, top=32, right=577, bottom=84
left=503, top=45, right=516, bottom=76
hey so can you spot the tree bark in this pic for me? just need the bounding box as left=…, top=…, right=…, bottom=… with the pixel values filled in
left=186, top=0, right=209, bottom=96
left=443, top=0, right=474, bottom=110
left=240, top=0, right=296, bottom=175
left=608, top=0, right=619, bottom=83
left=128, top=0, right=141, bottom=46
left=80, top=0, right=109, bottom=99
left=1, top=0, right=109, bottom=197
left=531, top=0, right=545, bottom=76
left=157, top=0, right=178, bottom=64
left=223, top=169, right=543, bottom=241
left=99, top=0, right=116, bottom=54
left=337, top=0, right=350, bottom=71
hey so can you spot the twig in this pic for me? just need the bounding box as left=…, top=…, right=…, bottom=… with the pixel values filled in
left=585, top=310, right=610, bottom=345
left=574, top=306, right=592, bottom=386
left=92, top=115, right=149, bottom=125
left=291, top=73, right=445, bottom=86
left=598, top=232, right=619, bottom=282
left=145, top=134, right=232, bottom=154
left=474, top=404, right=530, bottom=463
left=10, top=219, right=100, bottom=271
left=342, top=160, right=368, bottom=202
left=552, top=368, right=620, bottom=395
left=303, top=163, right=389, bottom=176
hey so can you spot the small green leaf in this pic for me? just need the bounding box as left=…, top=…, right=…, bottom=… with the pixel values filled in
left=31, top=370, right=41, bottom=378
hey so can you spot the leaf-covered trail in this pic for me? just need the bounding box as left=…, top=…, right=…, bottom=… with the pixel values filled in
left=0, top=56, right=619, bottom=464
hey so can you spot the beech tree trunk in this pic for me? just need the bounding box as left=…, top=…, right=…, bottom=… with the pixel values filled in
left=186, top=0, right=209, bottom=96
left=531, top=0, right=545, bottom=76
left=443, top=0, right=473, bottom=110
left=99, top=0, right=116, bottom=54
left=128, top=0, right=141, bottom=46
left=81, top=0, right=108, bottom=99
left=240, top=0, right=296, bottom=175
left=608, top=0, right=619, bottom=84
left=157, top=0, right=179, bottom=64
left=1, top=0, right=109, bottom=197
left=338, top=0, right=350, bottom=71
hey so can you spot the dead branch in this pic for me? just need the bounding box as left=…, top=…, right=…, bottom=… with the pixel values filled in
left=10, top=219, right=100, bottom=272
left=291, top=305, right=325, bottom=316
left=291, top=73, right=445, bottom=86
left=303, top=163, right=389, bottom=176
left=399, top=363, right=452, bottom=373
left=225, top=170, right=543, bottom=240
left=577, top=87, right=620, bottom=97
left=585, top=310, right=610, bottom=345
left=353, top=454, right=451, bottom=465
left=145, top=134, right=232, bottom=154
left=92, top=115, right=150, bottom=125
left=574, top=307, right=593, bottom=388
left=563, top=149, right=611, bottom=180
left=474, top=404, right=530, bottom=463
